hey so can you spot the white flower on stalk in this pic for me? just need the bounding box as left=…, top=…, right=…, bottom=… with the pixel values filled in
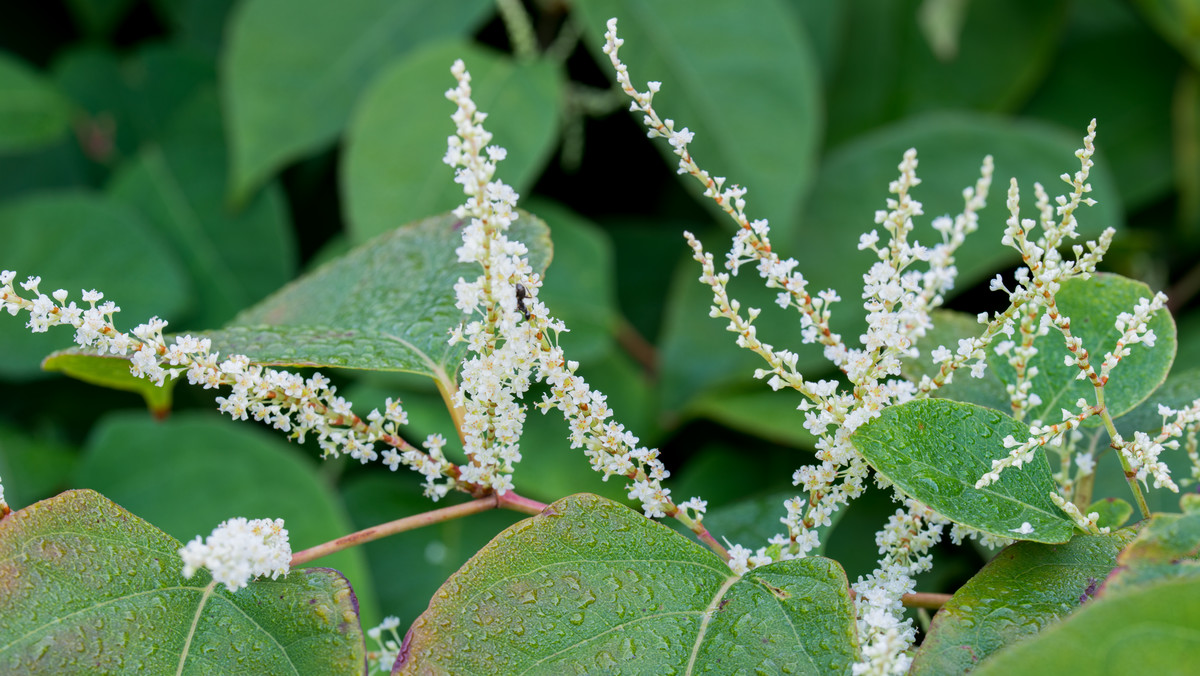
left=443, top=59, right=676, bottom=518
left=179, top=517, right=291, bottom=592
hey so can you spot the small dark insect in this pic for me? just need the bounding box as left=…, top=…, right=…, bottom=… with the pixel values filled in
left=515, top=282, right=531, bottom=320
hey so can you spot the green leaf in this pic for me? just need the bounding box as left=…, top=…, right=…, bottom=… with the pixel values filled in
left=993, top=274, right=1175, bottom=427
left=0, top=53, right=73, bottom=155
left=911, top=530, right=1137, bottom=676
left=108, top=86, right=297, bottom=329
left=1087, top=497, right=1133, bottom=531
left=1104, top=498, right=1200, bottom=594
left=222, top=0, right=493, bottom=202
left=71, top=411, right=376, bottom=617
left=0, top=191, right=190, bottom=379
left=0, top=489, right=364, bottom=675
left=658, top=112, right=1122, bottom=415
left=398, top=493, right=858, bottom=674
left=971, top=576, right=1200, bottom=675
left=825, top=0, right=1067, bottom=144
left=851, top=399, right=1076, bottom=543
left=344, top=42, right=562, bottom=243
left=195, top=211, right=549, bottom=378
left=42, top=350, right=176, bottom=414
left=573, top=0, right=822, bottom=239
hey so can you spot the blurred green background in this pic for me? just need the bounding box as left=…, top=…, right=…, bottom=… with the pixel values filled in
left=2, top=0, right=1199, bottom=630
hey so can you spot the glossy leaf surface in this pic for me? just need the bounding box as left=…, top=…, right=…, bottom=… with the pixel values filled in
left=852, top=399, right=1076, bottom=543
left=398, top=493, right=857, bottom=674
left=0, top=489, right=364, bottom=675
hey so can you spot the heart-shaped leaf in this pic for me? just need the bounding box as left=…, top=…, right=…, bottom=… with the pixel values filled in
left=398, top=493, right=858, bottom=674
left=0, top=489, right=364, bottom=674
left=851, top=399, right=1076, bottom=543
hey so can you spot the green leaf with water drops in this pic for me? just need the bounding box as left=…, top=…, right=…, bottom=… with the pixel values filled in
left=0, top=489, right=363, bottom=675
left=1103, top=496, right=1200, bottom=595
left=851, top=399, right=1076, bottom=543
left=397, top=493, right=858, bottom=674
left=989, top=273, right=1176, bottom=427
left=910, top=530, right=1136, bottom=676
left=56, top=211, right=551, bottom=385
left=969, top=575, right=1200, bottom=676
left=199, top=211, right=549, bottom=378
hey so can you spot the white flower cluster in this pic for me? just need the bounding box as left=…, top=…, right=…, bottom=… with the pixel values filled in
left=0, top=270, right=470, bottom=504
left=0, top=472, right=7, bottom=512
left=851, top=500, right=944, bottom=676
left=179, top=517, right=291, bottom=592
left=603, top=18, right=994, bottom=671
left=443, top=59, right=690, bottom=519
left=366, top=615, right=403, bottom=674
left=1112, top=401, right=1200, bottom=492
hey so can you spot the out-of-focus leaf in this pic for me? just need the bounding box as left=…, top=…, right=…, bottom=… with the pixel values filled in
left=971, top=575, right=1200, bottom=675
left=344, top=42, right=561, bottom=243
left=72, top=411, right=377, bottom=621
left=222, top=0, right=493, bottom=202
left=398, top=493, right=858, bottom=674
left=1131, top=0, right=1200, bottom=71
left=42, top=351, right=175, bottom=414
left=150, top=0, right=238, bottom=56
left=52, top=43, right=215, bottom=161
left=0, top=53, right=73, bottom=155
left=826, top=0, right=1067, bottom=144
left=689, top=385, right=820, bottom=449
left=526, top=198, right=618, bottom=364
left=0, top=489, right=364, bottom=675
left=0, top=425, right=76, bottom=509
left=0, top=191, right=190, bottom=379
left=108, top=86, right=296, bottom=329
left=783, top=0, right=849, bottom=82
left=852, top=399, right=1076, bottom=543
left=1024, top=0, right=1179, bottom=209
left=911, top=530, right=1137, bottom=676
left=1104, top=495, right=1200, bottom=594
left=574, top=0, right=822, bottom=240
left=65, top=0, right=137, bottom=37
